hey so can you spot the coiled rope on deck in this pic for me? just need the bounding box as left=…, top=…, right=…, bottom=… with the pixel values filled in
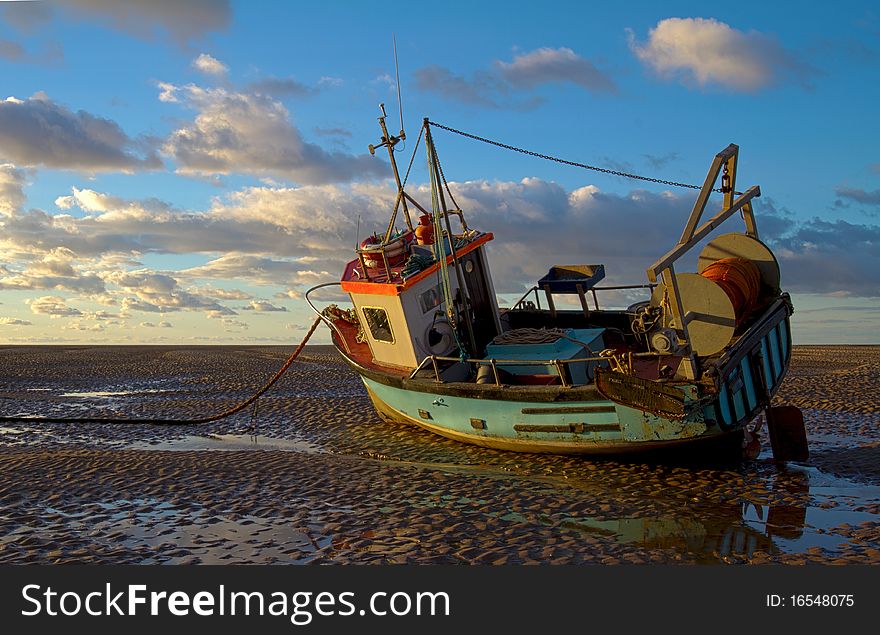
left=492, top=327, right=598, bottom=355
left=0, top=316, right=323, bottom=425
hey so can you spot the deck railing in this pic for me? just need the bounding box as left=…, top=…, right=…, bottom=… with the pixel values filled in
left=510, top=283, right=657, bottom=312
left=407, top=351, right=659, bottom=386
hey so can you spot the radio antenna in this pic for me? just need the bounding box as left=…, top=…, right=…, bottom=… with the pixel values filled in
left=393, top=34, right=405, bottom=142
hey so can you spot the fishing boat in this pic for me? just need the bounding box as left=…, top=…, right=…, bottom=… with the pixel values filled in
left=307, top=105, right=806, bottom=459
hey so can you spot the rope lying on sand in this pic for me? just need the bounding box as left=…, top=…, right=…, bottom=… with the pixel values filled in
left=0, top=316, right=323, bottom=426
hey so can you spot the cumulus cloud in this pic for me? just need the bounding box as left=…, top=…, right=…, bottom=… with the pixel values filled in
left=26, top=295, right=82, bottom=317
left=241, top=300, right=288, bottom=312
left=643, top=152, right=679, bottom=170
left=159, top=83, right=386, bottom=184
left=497, top=47, right=615, bottom=92
left=415, top=46, right=612, bottom=109
left=107, top=270, right=235, bottom=315
left=0, top=317, right=32, bottom=326
left=3, top=181, right=393, bottom=265
left=182, top=254, right=337, bottom=287
left=628, top=18, right=814, bottom=91
left=0, top=2, right=53, bottom=32
left=192, top=53, right=228, bottom=77
left=314, top=127, right=352, bottom=138
left=414, top=65, right=525, bottom=109
left=64, top=320, right=105, bottom=332
left=197, top=286, right=253, bottom=301
left=246, top=77, right=315, bottom=98
left=222, top=318, right=248, bottom=331
left=409, top=178, right=880, bottom=299
left=139, top=319, right=172, bottom=328
left=769, top=218, right=880, bottom=296
left=6, top=0, right=232, bottom=47
left=835, top=186, right=880, bottom=210
left=0, top=248, right=106, bottom=294
left=0, top=40, right=25, bottom=61
left=0, top=164, right=27, bottom=216
left=0, top=95, right=161, bottom=172
left=84, top=310, right=119, bottom=321
left=4, top=156, right=880, bottom=318
left=0, top=38, right=63, bottom=65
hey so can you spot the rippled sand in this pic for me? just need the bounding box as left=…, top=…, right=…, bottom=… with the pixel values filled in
left=0, top=344, right=878, bottom=565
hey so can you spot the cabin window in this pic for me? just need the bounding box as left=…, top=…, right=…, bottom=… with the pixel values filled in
left=362, top=307, right=394, bottom=343
left=418, top=285, right=443, bottom=314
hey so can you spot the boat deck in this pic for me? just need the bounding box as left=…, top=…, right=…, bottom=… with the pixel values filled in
left=331, top=307, right=689, bottom=386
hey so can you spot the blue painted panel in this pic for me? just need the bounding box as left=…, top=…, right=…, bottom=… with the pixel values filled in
left=741, top=358, right=757, bottom=411
left=761, top=340, right=773, bottom=390
left=732, top=387, right=746, bottom=422
left=780, top=320, right=789, bottom=360
left=769, top=327, right=782, bottom=383
left=718, top=383, right=732, bottom=427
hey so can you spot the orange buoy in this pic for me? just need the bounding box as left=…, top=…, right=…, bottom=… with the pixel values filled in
left=415, top=214, right=435, bottom=245
left=700, top=257, right=761, bottom=326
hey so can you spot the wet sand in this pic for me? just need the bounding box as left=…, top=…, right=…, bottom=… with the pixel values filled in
left=0, top=344, right=878, bottom=565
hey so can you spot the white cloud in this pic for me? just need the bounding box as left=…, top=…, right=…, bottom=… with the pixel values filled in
left=0, top=94, right=161, bottom=172
left=64, top=320, right=104, bottom=331
left=414, top=65, right=536, bottom=110
left=222, top=318, right=248, bottom=331
left=0, top=37, right=62, bottom=65
left=416, top=46, right=614, bottom=109
left=192, top=53, right=228, bottom=77
left=26, top=295, right=82, bottom=317
left=157, top=81, right=179, bottom=103
left=0, top=316, right=32, bottom=326
left=4, top=160, right=880, bottom=319
left=0, top=248, right=106, bottom=294
left=160, top=83, right=386, bottom=184
left=628, top=17, right=813, bottom=91
left=241, top=300, right=288, bottom=312
left=84, top=310, right=119, bottom=321
left=497, top=47, right=615, bottom=92
left=45, top=0, right=231, bottom=47
left=0, top=163, right=27, bottom=216
left=196, top=286, right=253, bottom=301
left=246, top=77, right=315, bottom=98
left=769, top=218, right=880, bottom=296
left=107, top=270, right=235, bottom=315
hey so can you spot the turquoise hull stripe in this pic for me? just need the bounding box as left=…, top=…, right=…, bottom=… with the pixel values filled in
left=364, top=377, right=624, bottom=444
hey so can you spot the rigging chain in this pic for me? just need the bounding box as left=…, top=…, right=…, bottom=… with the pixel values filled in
left=427, top=120, right=742, bottom=196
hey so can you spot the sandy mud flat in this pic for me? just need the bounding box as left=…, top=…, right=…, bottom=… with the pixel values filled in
left=0, top=344, right=878, bottom=565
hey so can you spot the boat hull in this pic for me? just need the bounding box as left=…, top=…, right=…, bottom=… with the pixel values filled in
left=331, top=297, right=792, bottom=456
left=361, top=378, right=747, bottom=455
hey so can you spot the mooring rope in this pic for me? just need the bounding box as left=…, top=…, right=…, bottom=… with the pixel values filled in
left=0, top=316, right=323, bottom=425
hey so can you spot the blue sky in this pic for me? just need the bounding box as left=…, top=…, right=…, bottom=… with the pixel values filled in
left=0, top=0, right=878, bottom=344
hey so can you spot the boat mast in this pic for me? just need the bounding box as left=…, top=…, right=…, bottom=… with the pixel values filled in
left=369, top=104, right=414, bottom=241
left=424, top=119, right=477, bottom=356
